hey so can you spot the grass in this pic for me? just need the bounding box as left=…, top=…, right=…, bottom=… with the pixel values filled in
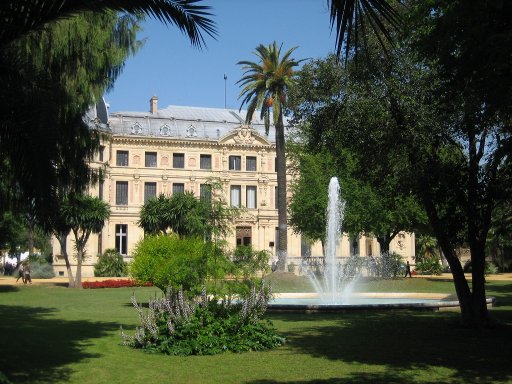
left=0, top=277, right=511, bottom=383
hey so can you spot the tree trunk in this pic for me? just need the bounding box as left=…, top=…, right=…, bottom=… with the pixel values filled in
left=377, top=237, right=390, bottom=255
left=469, top=240, right=490, bottom=327
left=58, top=234, right=75, bottom=288
left=275, top=114, right=288, bottom=271
left=75, top=248, right=83, bottom=289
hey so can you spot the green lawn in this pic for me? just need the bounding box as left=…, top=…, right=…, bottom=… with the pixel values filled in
left=0, top=277, right=511, bottom=384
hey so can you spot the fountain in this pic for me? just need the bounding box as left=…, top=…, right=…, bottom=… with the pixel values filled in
left=266, top=177, right=494, bottom=312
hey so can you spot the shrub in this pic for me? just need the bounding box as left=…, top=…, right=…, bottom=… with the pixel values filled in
left=130, top=235, right=209, bottom=294
left=415, top=255, right=443, bottom=275
left=30, top=262, right=55, bottom=279
left=121, top=284, right=284, bottom=355
left=94, top=249, right=128, bottom=277
left=27, top=253, right=55, bottom=279
left=375, top=252, right=404, bottom=278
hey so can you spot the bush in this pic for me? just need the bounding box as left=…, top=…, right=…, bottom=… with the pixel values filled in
left=375, top=252, right=404, bottom=278
left=121, top=284, right=284, bottom=355
left=415, top=255, right=443, bottom=275
left=94, top=249, right=128, bottom=277
left=30, top=263, right=55, bottom=279
left=130, top=235, right=209, bottom=294
left=27, top=253, right=55, bottom=279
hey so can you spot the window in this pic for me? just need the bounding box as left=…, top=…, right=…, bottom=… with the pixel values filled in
left=115, top=224, right=128, bottom=256
left=236, top=226, right=252, bottom=247
left=116, top=150, right=128, bottom=166
left=275, top=157, right=277, bottom=172
left=301, top=236, right=311, bottom=257
left=144, top=182, right=157, bottom=203
left=173, top=183, right=185, bottom=195
left=98, top=180, right=104, bottom=201
left=246, top=156, right=257, bottom=171
left=116, top=181, right=128, bottom=205
left=274, top=186, right=278, bottom=209
left=173, top=153, right=185, bottom=168
left=230, top=185, right=241, bottom=207
left=246, top=186, right=257, bottom=209
left=350, top=237, right=359, bottom=256
left=99, top=145, right=105, bottom=162
left=229, top=155, right=241, bottom=171
left=97, top=232, right=103, bottom=257
left=145, top=152, right=157, bottom=167
left=200, top=154, right=212, bottom=170
left=200, top=184, right=212, bottom=203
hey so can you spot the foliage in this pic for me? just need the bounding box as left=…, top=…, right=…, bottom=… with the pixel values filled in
left=288, top=53, right=427, bottom=253
left=329, top=0, right=403, bottom=60
left=0, top=2, right=216, bottom=218
left=121, top=284, right=284, bottom=356
left=415, top=256, right=442, bottom=276
left=237, top=42, right=304, bottom=271
left=94, top=249, right=128, bottom=277
left=139, top=179, right=240, bottom=239
left=26, top=254, right=55, bottom=279
left=60, top=193, right=110, bottom=287
left=130, top=235, right=209, bottom=295
left=231, top=245, right=271, bottom=278
left=30, top=262, right=55, bottom=279
left=82, top=279, right=152, bottom=289
left=287, top=148, right=335, bottom=246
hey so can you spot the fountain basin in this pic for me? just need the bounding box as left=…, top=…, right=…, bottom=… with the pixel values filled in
left=267, top=292, right=496, bottom=312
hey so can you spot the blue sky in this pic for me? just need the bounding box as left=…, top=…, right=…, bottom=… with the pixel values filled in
left=105, top=0, right=337, bottom=113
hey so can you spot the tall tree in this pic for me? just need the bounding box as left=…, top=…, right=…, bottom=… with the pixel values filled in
left=0, top=1, right=216, bottom=218
left=294, top=7, right=512, bottom=326
left=60, top=194, right=110, bottom=288
left=288, top=54, right=426, bottom=254
left=237, top=42, right=304, bottom=272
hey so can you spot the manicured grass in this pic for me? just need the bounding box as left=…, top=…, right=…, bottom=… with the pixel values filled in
left=0, top=278, right=511, bottom=383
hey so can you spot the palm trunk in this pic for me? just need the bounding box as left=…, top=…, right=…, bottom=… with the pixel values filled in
left=58, top=234, right=75, bottom=288
left=275, top=114, right=288, bottom=272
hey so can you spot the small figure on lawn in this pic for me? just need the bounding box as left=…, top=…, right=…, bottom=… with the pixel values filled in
left=16, top=261, right=25, bottom=283
left=404, top=260, right=412, bottom=278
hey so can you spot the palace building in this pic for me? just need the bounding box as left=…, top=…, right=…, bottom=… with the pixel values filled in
left=52, top=97, right=415, bottom=277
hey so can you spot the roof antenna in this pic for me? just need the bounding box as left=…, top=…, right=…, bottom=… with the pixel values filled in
left=224, top=74, right=227, bottom=109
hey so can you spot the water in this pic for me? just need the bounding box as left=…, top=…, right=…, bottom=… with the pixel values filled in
left=299, top=177, right=409, bottom=305
left=301, top=177, right=352, bottom=304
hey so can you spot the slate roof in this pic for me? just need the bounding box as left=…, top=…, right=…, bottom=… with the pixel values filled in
left=107, top=105, right=285, bottom=144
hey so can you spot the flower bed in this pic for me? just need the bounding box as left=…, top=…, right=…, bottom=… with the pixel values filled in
left=82, top=279, right=152, bottom=289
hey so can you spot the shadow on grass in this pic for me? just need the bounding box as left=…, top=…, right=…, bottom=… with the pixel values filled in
left=0, top=304, right=119, bottom=383
left=0, top=285, right=19, bottom=293
left=247, top=370, right=441, bottom=384
left=268, top=310, right=512, bottom=384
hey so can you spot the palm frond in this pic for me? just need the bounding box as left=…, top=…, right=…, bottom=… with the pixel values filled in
left=330, top=0, right=402, bottom=61
left=0, top=0, right=217, bottom=49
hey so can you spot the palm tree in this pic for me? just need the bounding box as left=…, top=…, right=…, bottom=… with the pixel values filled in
left=60, top=194, right=110, bottom=288
left=237, top=42, right=303, bottom=272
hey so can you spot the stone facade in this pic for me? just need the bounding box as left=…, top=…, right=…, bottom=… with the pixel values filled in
left=52, top=98, right=415, bottom=277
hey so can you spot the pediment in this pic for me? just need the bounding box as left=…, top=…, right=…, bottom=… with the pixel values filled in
left=219, top=125, right=272, bottom=146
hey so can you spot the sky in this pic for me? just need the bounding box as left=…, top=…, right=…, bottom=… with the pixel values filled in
left=105, top=0, right=337, bottom=113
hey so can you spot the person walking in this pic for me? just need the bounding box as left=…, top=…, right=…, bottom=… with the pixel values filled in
left=404, top=260, right=412, bottom=278
left=23, top=262, right=32, bottom=284
left=15, top=261, right=25, bottom=283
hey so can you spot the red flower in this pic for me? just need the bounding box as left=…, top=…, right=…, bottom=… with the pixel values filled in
left=82, top=279, right=152, bottom=289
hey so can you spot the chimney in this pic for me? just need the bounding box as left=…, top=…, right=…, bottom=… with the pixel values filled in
left=150, top=95, right=158, bottom=114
